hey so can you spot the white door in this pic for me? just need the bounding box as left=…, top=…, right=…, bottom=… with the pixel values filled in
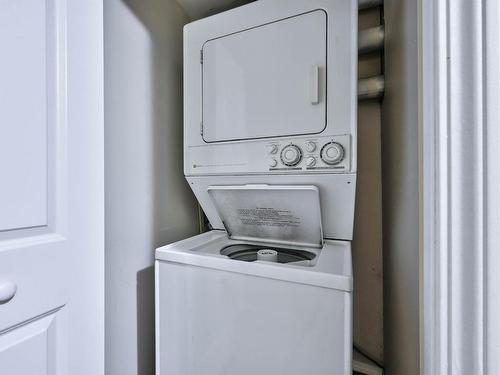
left=0, top=1, right=104, bottom=374
left=202, top=9, right=327, bottom=142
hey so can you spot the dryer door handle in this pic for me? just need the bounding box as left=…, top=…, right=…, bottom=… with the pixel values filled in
left=309, top=65, right=320, bottom=105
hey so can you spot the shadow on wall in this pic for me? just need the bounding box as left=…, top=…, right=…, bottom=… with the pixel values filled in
left=137, top=266, right=155, bottom=375
left=105, top=0, right=198, bottom=374
left=122, top=0, right=198, bottom=248
left=120, top=1, right=199, bottom=374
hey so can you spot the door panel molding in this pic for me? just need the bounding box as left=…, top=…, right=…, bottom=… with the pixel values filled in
left=0, top=0, right=68, bottom=239
left=0, top=308, right=67, bottom=374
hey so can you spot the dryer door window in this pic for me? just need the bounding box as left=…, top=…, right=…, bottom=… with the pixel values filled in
left=202, top=10, right=327, bottom=143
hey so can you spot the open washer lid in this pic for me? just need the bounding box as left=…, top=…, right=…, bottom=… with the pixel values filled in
left=207, top=185, right=323, bottom=248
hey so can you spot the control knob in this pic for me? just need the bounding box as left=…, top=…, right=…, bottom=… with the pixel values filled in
left=320, top=142, right=344, bottom=165
left=305, top=141, right=317, bottom=153
left=306, top=157, right=317, bottom=167
left=268, top=144, right=279, bottom=154
left=280, top=144, right=303, bottom=166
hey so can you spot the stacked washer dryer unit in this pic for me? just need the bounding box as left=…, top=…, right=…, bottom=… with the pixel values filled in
left=155, top=0, right=357, bottom=374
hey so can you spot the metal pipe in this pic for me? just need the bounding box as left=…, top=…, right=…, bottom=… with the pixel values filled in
left=358, top=26, right=385, bottom=54
left=358, top=76, right=385, bottom=100
left=358, top=0, right=383, bottom=10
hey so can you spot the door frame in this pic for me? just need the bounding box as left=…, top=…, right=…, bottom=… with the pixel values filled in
left=65, top=1, right=104, bottom=373
left=421, top=0, right=500, bottom=373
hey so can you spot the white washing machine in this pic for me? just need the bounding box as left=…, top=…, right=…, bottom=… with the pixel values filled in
left=156, top=0, right=357, bottom=374
left=156, top=186, right=353, bottom=374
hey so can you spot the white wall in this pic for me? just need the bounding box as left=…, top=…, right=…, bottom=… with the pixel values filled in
left=104, top=1, right=199, bottom=374
left=382, top=0, right=420, bottom=373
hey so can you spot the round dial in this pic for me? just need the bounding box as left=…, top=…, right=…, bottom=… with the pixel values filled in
left=305, top=141, right=317, bottom=153
left=320, top=142, right=344, bottom=165
left=280, top=144, right=303, bottom=166
left=306, top=157, right=317, bottom=167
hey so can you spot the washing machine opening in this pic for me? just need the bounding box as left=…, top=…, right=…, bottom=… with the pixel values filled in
left=220, top=244, right=316, bottom=266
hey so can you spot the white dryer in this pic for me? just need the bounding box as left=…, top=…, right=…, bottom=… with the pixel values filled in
left=156, top=0, right=357, bottom=374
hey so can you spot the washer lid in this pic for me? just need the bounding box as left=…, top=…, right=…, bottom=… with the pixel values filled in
left=207, top=185, right=323, bottom=248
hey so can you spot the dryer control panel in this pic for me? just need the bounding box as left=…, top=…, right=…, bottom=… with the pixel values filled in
left=267, top=135, right=350, bottom=172
left=186, top=134, right=352, bottom=175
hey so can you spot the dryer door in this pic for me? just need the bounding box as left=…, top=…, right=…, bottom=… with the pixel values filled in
left=202, top=9, right=327, bottom=143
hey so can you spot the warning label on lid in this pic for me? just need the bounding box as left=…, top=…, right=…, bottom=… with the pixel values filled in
left=236, top=207, right=301, bottom=228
